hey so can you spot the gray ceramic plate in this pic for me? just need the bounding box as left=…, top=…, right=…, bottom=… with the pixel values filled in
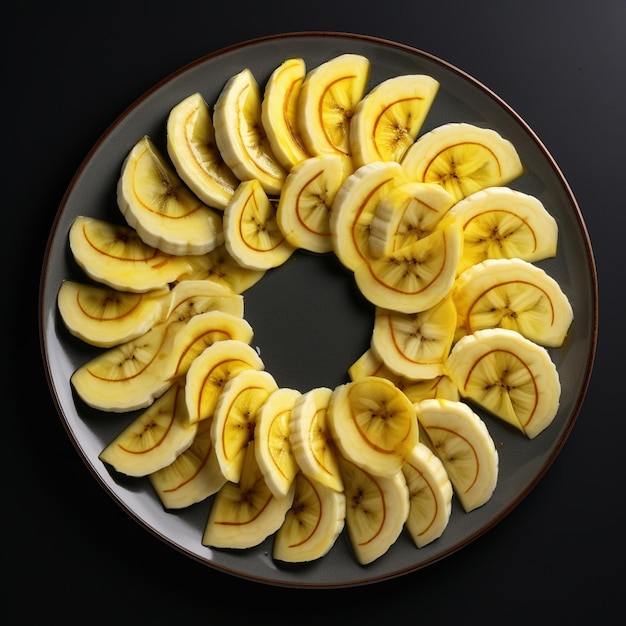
left=39, top=32, right=598, bottom=588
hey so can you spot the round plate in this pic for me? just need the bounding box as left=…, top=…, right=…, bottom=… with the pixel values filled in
left=39, top=32, right=597, bottom=588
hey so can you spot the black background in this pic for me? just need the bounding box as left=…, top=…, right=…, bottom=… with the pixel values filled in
left=6, top=1, right=624, bottom=623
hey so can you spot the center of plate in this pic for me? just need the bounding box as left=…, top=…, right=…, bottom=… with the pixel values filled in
left=243, top=250, right=374, bottom=392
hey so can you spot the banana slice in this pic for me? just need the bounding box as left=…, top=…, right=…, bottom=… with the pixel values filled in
left=69, top=216, right=192, bottom=293
left=223, top=179, right=296, bottom=270
left=254, top=387, right=302, bottom=498
left=402, top=442, right=453, bottom=548
left=57, top=280, right=169, bottom=348
left=99, top=381, right=197, bottom=477
left=371, top=295, right=457, bottom=380
left=416, top=398, right=499, bottom=512
left=445, top=328, right=561, bottom=439
left=164, top=278, right=244, bottom=322
left=202, top=443, right=295, bottom=550
left=401, top=122, right=524, bottom=202
left=276, top=154, right=353, bottom=254
left=327, top=376, right=418, bottom=478
left=117, top=135, right=224, bottom=255
left=350, top=73, right=439, bottom=168
left=148, top=417, right=226, bottom=509
left=273, top=471, right=346, bottom=563
left=184, top=339, right=264, bottom=425
left=297, top=53, right=370, bottom=159
left=452, top=257, right=574, bottom=347
left=438, top=186, right=558, bottom=276
left=330, top=160, right=408, bottom=271
left=338, top=454, right=409, bottom=565
left=260, top=57, right=311, bottom=171
left=211, top=369, right=279, bottom=484
left=368, top=181, right=455, bottom=257
left=353, top=223, right=463, bottom=314
left=213, top=68, right=287, bottom=196
left=166, top=92, right=239, bottom=210
left=289, top=387, right=343, bottom=492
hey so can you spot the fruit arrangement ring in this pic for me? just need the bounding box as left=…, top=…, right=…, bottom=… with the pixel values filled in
left=51, top=43, right=582, bottom=574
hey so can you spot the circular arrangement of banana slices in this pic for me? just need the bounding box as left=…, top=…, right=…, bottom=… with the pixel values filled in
left=58, top=52, right=574, bottom=567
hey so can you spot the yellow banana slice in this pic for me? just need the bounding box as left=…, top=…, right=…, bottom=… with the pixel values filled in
left=297, top=53, right=370, bottom=158
left=99, top=381, right=197, bottom=477
left=438, top=186, right=559, bottom=276
left=202, top=443, right=295, bottom=550
left=57, top=280, right=169, bottom=348
left=69, top=216, right=192, bottom=293
left=350, top=73, right=439, bottom=168
left=368, top=181, right=455, bottom=257
left=327, top=376, right=418, bottom=477
left=164, top=278, right=244, bottom=323
left=338, top=454, right=409, bottom=565
left=289, top=387, right=343, bottom=493
left=452, top=257, right=574, bottom=347
left=211, top=369, right=279, bottom=484
left=223, top=179, right=296, bottom=270
left=353, top=223, right=462, bottom=314
left=148, top=417, right=226, bottom=509
left=445, top=328, right=561, bottom=439
left=416, top=398, right=499, bottom=512
left=260, top=57, right=311, bottom=171
left=371, top=295, right=457, bottom=380
left=273, top=471, right=346, bottom=563
left=166, top=92, right=239, bottom=210
left=117, top=135, right=224, bottom=255
left=330, top=160, right=408, bottom=271
left=402, top=441, right=453, bottom=548
left=276, top=154, right=353, bottom=254
left=184, top=338, right=264, bottom=425
left=213, top=68, right=287, bottom=196
left=254, top=387, right=302, bottom=498
left=401, top=122, right=524, bottom=202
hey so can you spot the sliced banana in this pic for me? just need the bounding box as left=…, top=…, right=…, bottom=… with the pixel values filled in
left=350, top=73, right=439, bottom=168
left=117, top=135, right=224, bottom=255
left=164, top=278, right=244, bottom=322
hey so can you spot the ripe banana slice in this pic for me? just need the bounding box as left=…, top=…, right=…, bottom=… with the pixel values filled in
left=202, top=442, right=295, bottom=550
left=223, top=178, right=296, bottom=270
left=368, top=181, right=455, bottom=258
left=353, top=223, right=462, bottom=314
left=445, top=328, right=561, bottom=439
left=254, top=387, right=302, bottom=498
left=327, top=376, right=418, bottom=477
left=260, top=57, right=311, bottom=171
left=350, top=73, right=439, bottom=168
left=338, top=454, right=409, bottom=565
left=149, top=417, right=226, bottom=509
left=401, top=122, right=524, bottom=202
left=290, top=387, right=343, bottom=492
left=99, top=381, right=197, bottom=477
left=371, top=295, right=457, bottom=380
left=164, top=278, right=244, bottom=322
left=69, top=216, right=192, bottom=293
left=452, top=257, right=574, bottom=347
left=416, top=398, right=499, bottom=512
left=273, top=472, right=346, bottom=563
left=330, top=160, right=408, bottom=271
left=402, top=442, right=453, bottom=548
left=117, top=135, right=224, bottom=255
left=437, top=186, right=558, bottom=275
left=166, top=92, right=239, bottom=210
left=211, top=369, right=279, bottom=484
left=297, top=53, right=370, bottom=159
left=276, top=154, right=353, bottom=254
left=213, top=68, right=287, bottom=196
left=57, top=280, right=169, bottom=348
left=184, top=339, right=264, bottom=424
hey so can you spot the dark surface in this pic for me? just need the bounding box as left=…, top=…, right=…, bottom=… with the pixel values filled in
left=7, top=0, right=624, bottom=622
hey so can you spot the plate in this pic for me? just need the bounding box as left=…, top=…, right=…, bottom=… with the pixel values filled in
left=39, top=32, right=598, bottom=588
